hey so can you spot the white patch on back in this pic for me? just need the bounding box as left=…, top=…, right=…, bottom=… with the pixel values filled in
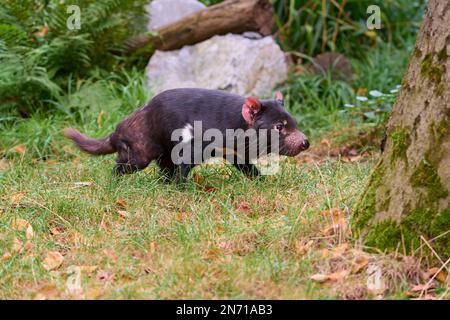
left=181, top=123, right=193, bottom=143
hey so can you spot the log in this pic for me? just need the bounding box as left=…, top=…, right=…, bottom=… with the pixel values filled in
left=125, top=0, right=274, bottom=54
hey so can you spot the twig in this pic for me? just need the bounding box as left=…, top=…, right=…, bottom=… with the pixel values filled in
left=419, top=256, right=450, bottom=299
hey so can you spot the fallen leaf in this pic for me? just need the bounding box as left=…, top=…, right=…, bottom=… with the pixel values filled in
left=33, top=284, right=59, bottom=300
left=99, top=216, right=109, bottom=232
left=50, top=227, right=65, bottom=236
left=320, top=139, right=331, bottom=148
left=13, top=236, right=23, bottom=253
left=13, top=145, right=26, bottom=155
left=97, top=269, right=114, bottom=282
left=327, top=270, right=348, bottom=281
left=410, top=283, right=435, bottom=292
left=144, top=266, right=156, bottom=274
left=293, top=240, right=313, bottom=256
left=10, top=192, right=26, bottom=205
left=149, top=241, right=157, bottom=255
left=2, top=251, right=12, bottom=261
left=0, top=158, right=10, bottom=171
left=424, top=267, right=446, bottom=283
left=85, top=287, right=103, bottom=299
left=26, top=224, right=34, bottom=240
left=115, top=199, right=127, bottom=208
left=11, top=218, right=30, bottom=231
left=24, top=241, right=34, bottom=252
left=103, top=249, right=117, bottom=262
left=332, top=243, right=349, bottom=257
left=235, top=201, right=252, bottom=215
left=203, top=186, right=218, bottom=192
left=351, top=256, right=369, bottom=274
left=42, top=251, right=64, bottom=271
left=80, top=265, right=98, bottom=275
left=310, top=270, right=348, bottom=283
left=117, top=210, right=128, bottom=219
left=46, top=160, right=58, bottom=165
left=310, top=274, right=329, bottom=283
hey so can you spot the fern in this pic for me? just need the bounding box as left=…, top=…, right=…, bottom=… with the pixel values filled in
left=0, top=0, right=148, bottom=114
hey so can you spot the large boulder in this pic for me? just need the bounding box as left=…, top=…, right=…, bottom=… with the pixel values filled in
left=146, top=33, right=288, bottom=97
left=146, top=0, right=206, bottom=31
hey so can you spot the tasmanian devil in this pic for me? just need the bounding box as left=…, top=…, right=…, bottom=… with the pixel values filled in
left=64, top=88, right=310, bottom=182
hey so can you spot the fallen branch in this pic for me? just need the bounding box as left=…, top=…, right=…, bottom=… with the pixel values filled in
left=125, top=0, right=274, bottom=54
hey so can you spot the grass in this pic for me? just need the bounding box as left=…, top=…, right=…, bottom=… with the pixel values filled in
left=0, top=150, right=375, bottom=299
left=0, top=43, right=444, bottom=299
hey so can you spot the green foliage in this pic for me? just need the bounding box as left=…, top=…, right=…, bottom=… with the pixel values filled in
left=0, top=0, right=147, bottom=113
left=273, top=0, right=426, bottom=58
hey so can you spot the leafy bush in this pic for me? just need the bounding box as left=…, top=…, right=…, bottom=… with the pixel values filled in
left=273, top=0, right=427, bottom=58
left=0, top=0, right=147, bottom=113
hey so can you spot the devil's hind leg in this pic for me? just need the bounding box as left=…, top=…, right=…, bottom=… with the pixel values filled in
left=112, top=140, right=159, bottom=175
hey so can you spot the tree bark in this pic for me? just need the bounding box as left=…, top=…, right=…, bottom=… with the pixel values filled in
left=125, top=0, right=274, bottom=54
left=354, top=0, right=450, bottom=258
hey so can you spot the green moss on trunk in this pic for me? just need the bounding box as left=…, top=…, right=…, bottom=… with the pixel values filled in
left=410, top=158, right=449, bottom=203
left=390, top=128, right=410, bottom=164
left=353, top=160, right=386, bottom=232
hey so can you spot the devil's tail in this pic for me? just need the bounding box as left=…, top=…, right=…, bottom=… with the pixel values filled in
left=63, top=128, right=116, bottom=155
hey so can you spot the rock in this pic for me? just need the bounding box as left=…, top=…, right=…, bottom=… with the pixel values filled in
left=146, top=0, right=206, bottom=31
left=146, top=33, right=288, bottom=97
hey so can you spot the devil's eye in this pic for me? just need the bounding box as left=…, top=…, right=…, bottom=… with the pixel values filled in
left=276, top=124, right=284, bottom=131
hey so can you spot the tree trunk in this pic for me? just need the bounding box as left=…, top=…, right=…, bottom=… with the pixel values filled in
left=125, top=0, right=274, bottom=54
left=354, top=0, right=450, bottom=258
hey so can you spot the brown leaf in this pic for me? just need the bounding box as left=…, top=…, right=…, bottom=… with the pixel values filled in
left=50, top=227, right=65, bottom=236
left=332, top=243, right=349, bottom=257
left=97, top=269, right=114, bottom=282
left=320, top=139, right=331, bottom=148
left=13, top=236, right=23, bottom=253
left=103, top=249, right=117, bottom=262
left=293, top=240, right=313, bottom=256
left=80, top=265, right=99, bottom=275
left=0, top=158, right=10, bottom=171
left=85, top=287, right=103, bottom=299
left=424, top=267, right=447, bottom=283
left=310, top=270, right=348, bottom=283
left=327, top=270, right=348, bottom=281
left=42, top=251, right=64, bottom=271
left=13, top=144, right=26, bottom=155
left=12, top=218, right=30, bottom=231
left=149, top=241, right=157, bottom=255
left=26, top=224, right=34, bottom=240
left=117, top=210, right=128, bottom=219
left=2, top=251, right=12, bottom=261
left=351, top=256, right=369, bottom=274
left=115, top=199, right=127, bottom=209
left=34, top=284, right=59, bottom=300
left=10, top=192, right=26, bottom=205
left=411, top=283, right=435, bottom=292
left=235, top=201, right=252, bottom=215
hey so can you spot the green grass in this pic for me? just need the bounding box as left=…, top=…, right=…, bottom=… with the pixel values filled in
left=0, top=42, right=439, bottom=299
left=1, top=147, right=375, bottom=299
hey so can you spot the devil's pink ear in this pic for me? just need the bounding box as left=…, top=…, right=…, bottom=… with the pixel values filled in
left=242, top=96, right=261, bottom=125
left=275, top=91, right=284, bottom=104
